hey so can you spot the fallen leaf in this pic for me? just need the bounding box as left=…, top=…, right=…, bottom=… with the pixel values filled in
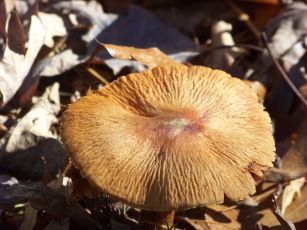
left=282, top=184, right=307, bottom=226
left=52, top=0, right=117, bottom=43
left=280, top=177, right=305, bottom=215
left=14, top=0, right=38, bottom=21
left=0, top=13, right=45, bottom=108
left=20, top=206, right=38, bottom=230
left=264, top=2, right=307, bottom=68
left=249, top=2, right=307, bottom=134
left=272, top=199, right=296, bottom=230
left=0, top=138, right=66, bottom=181
left=32, top=3, right=197, bottom=79
left=255, top=183, right=307, bottom=228
left=0, top=83, right=65, bottom=180
left=95, top=43, right=180, bottom=69
left=0, top=184, right=97, bottom=228
left=3, top=0, right=15, bottom=14
left=7, top=12, right=26, bottom=55
left=175, top=216, right=210, bottom=230
left=2, top=83, right=60, bottom=153
left=38, top=12, right=67, bottom=48
left=0, top=1, right=7, bottom=58
left=204, top=204, right=245, bottom=229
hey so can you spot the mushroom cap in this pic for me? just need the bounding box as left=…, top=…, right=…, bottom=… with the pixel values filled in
left=60, top=65, right=275, bottom=211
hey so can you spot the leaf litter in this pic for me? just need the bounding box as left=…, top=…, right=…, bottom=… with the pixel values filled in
left=0, top=12, right=45, bottom=108
left=0, top=0, right=307, bottom=229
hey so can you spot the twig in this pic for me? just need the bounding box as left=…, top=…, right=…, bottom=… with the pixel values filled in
left=199, top=44, right=264, bottom=54
left=226, top=0, right=261, bottom=38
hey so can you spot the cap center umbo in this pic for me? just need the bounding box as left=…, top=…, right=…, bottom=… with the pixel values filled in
left=140, top=109, right=204, bottom=144
left=161, top=118, right=191, bottom=137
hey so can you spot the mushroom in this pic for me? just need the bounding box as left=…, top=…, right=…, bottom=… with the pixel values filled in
left=60, top=65, right=275, bottom=229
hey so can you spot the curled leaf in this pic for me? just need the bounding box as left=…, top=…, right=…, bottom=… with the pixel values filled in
left=95, top=43, right=180, bottom=69
left=281, top=177, right=305, bottom=215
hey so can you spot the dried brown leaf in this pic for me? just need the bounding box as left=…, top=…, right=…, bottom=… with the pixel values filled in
left=7, top=12, right=26, bottom=55
left=282, top=184, right=307, bottom=224
left=204, top=209, right=242, bottom=230
left=175, top=216, right=210, bottom=230
left=204, top=204, right=243, bottom=229
left=97, top=43, right=180, bottom=69
left=256, top=184, right=307, bottom=228
left=0, top=1, right=7, bottom=55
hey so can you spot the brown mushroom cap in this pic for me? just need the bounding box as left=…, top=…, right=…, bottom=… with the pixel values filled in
left=60, top=65, right=275, bottom=211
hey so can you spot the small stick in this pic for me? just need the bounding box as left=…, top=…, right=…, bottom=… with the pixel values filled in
left=226, top=0, right=261, bottom=38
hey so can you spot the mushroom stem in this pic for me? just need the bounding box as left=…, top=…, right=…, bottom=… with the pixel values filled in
left=140, top=210, right=175, bottom=229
